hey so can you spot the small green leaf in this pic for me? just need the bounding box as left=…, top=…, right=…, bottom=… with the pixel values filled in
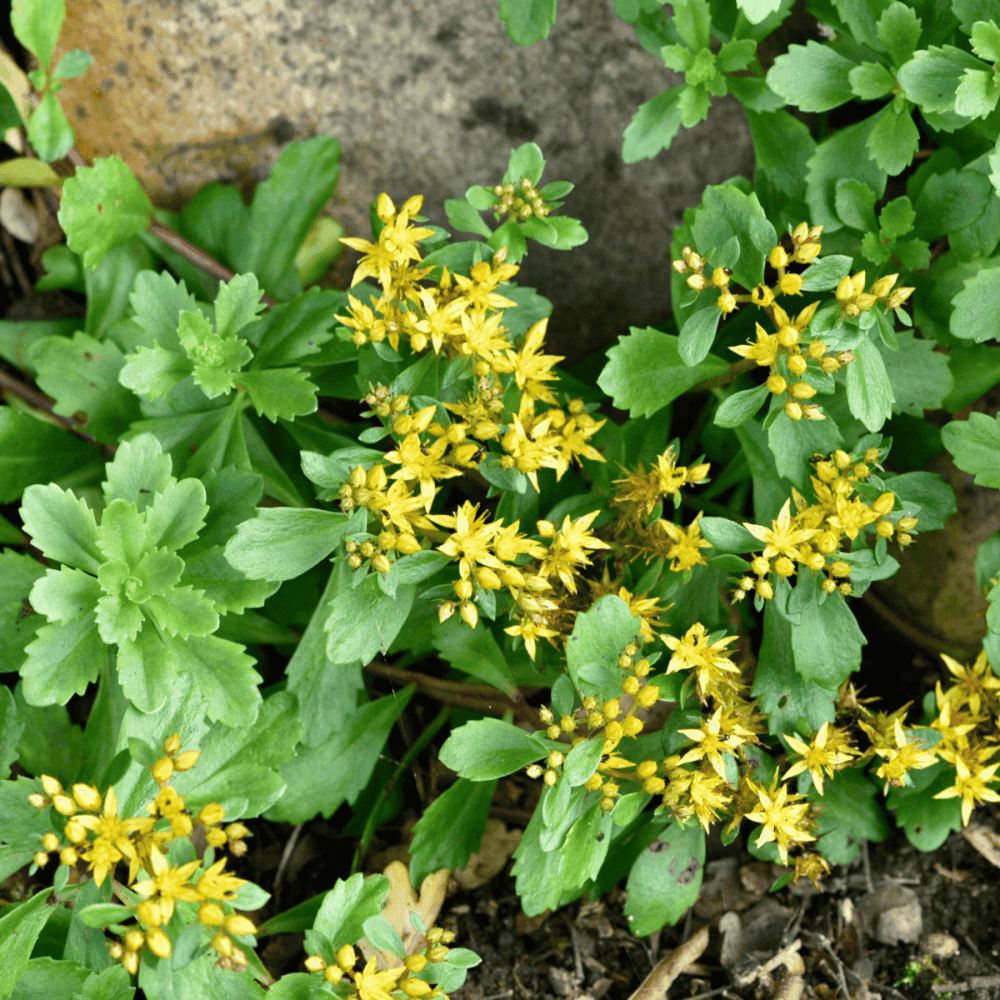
left=691, top=184, right=775, bottom=291
left=835, top=180, right=878, bottom=232
left=791, top=592, right=866, bottom=689
left=913, top=170, right=992, bottom=241
left=21, top=483, right=102, bottom=574
left=971, top=19, right=1000, bottom=62
left=942, top=411, right=1000, bottom=487
left=445, top=198, right=492, bottom=238
left=622, top=87, right=684, bottom=163
left=866, top=102, right=920, bottom=176
left=118, top=344, right=193, bottom=400
left=498, top=0, right=556, bottom=45
left=954, top=68, right=1000, bottom=118
left=877, top=2, right=922, bottom=66
left=678, top=306, right=721, bottom=366
left=325, top=576, right=416, bottom=663
left=239, top=368, right=319, bottom=421
left=563, top=737, right=603, bottom=786
left=567, top=595, right=642, bottom=703
left=673, top=0, right=711, bottom=51
left=766, top=42, right=856, bottom=112
left=800, top=254, right=853, bottom=291
left=881, top=332, right=953, bottom=416
left=897, top=45, right=984, bottom=113
left=439, top=718, right=547, bottom=780
left=53, top=48, right=93, bottom=79
left=309, top=872, right=391, bottom=953
left=597, top=327, right=727, bottom=418
left=950, top=266, right=1000, bottom=343
left=58, top=157, right=154, bottom=270
left=466, top=185, right=498, bottom=210
left=362, top=916, right=406, bottom=959
left=0, top=888, right=54, bottom=994
left=849, top=62, right=896, bottom=100
left=76, top=904, right=131, bottom=929
left=878, top=195, right=916, bottom=239
left=214, top=273, right=266, bottom=339
left=714, top=383, right=769, bottom=428
left=11, top=0, right=64, bottom=68
left=698, top=517, right=762, bottom=553
left=26, top=90, right=75, bottom=162
left=847, top=336, right=894, bottom=432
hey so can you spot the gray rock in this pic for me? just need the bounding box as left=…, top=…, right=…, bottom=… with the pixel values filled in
left=59, top=0, right=753, bottom=361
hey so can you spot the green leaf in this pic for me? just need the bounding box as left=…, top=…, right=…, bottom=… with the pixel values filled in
left=53, top=48, right=92, bottom=80
left=0, top=408, right=94, bottom=504
left=75, top=965, right=135, bottom=1000
left=847, top=336, right=894, bottom=432
left=811, top=766, right=888, bottom=864
left=232, top=137, right=342, bottom=301
left=325, top=576, right=416, bottom=663
left=178, top=310, right=252, bottom=398
left=673, top=0, right=711, bottom=49
left=13, top=685, right=82, bottom=783
left=735, top=419, right=786, bottom=523
left=800, top=254, right=853, bottom=291
left=886, top=762, right=962, bottom=850
left=128, top=271, right=198, bottom=353
left=432, top=618, right=516, bottom=694
left=6, top=958, right=90, bottom=999
left=878, top=2, right=923, bottom=65
left=445, top=199, right=492, bottom=238
left=971, top=19, right=1000, bottom=61
left=752, top=602, right=836, bottom=736
left=766, top=42, right=856, bottom=112
left=224, top=508, right=349, bottom=581
left=883, top=471, right=955, bottom=530
left=75, top=904, right=131, bottom=930
left=267, top=687, right=413, bottom=822
left=744, top=109, right=816, bottom=198
left=247, top=287, right=341, bottom=368
left=362, top=916, right=405, bottom=959
left=563, top=737, right=604, bottom=787
left=949, top=265, right=1000, bottom=343
left=525, top=214, right=588, bottom=251
left=26, top=91, right=74, bottom=162
left=955, top=67, right=1000, bottom=118
left=678, top=306, right=721, bottom=366
left=835, top=180, right=878, bottom=232
left=622, top=87, right=684, bottom=163
left=942, top=411, right=1000, bottom=486
left=698, top=517, right=762, bottom=552
left=11, top=0, right=64, bottom=68
left=0, top=688, right=23, bottom=781
left=57, top=157, right=154, bottom=270
left=409, top=778, right=496, bottom=886
left=30, top=567, right=101, bottom=623
left=897, top=45, right=984, bottom=113
left=806, top=118, right=888, bottom=231
left=717, top=38, right=757, bottom=73
left=145, top=479, right=209, bottom=552
left=880, top=332, right=953, bottom=415
left=20, top=484, right=102, bottom=574
left=557, top=799, right=613, bottom=889
left=511, top=798, right=574, bottom=916
left=691, top=184, right=775, bottom=291
left=879, top=195, right=916, bottom=239
left=213, top=274, right=266, bottom=340
left=943, top=345, right=1000, bottom=411
left=118, top=344, right=192, bottom=400
left=736, top=0, right=783, bottom=23
left=239, top=368, right=318, bottom=421
left=914, top=170, right=992, bottom=240
left=714, top=384, right=769, bottom=429
left=790, top=590, right=866, bottom=688
left=0, top=889, right=54, bottom=994
left=597, top=327, right=726, bottom=418
left=867, top=101, right=920, bottom=176
left=498, top=0, right=557, bottom=45
left=768, top=411, right=843, bottom=490
left=849, top=62, right=896, bottom=100
left=439, top=718, right=547, bottom=780
left=567, top=595, right=642, bottom=703
left=309, top=873, right=391, bottom=954
left=623, top=821, right=705, bottom=934
left=30, top=332, right=139, bottom=442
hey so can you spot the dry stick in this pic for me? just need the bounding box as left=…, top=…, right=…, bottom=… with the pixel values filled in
left=271, top=822, right=304, bottom=913
left=0, top=367, right=108, bottom=450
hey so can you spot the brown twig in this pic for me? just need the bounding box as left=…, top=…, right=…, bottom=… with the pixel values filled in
left=363, top=660, right=544, bottom=728
left=271, top=822, right=304, bottom=913
left=932, top=977, right=1000, bottom=996
left=0, top=367, right=111, bottom=452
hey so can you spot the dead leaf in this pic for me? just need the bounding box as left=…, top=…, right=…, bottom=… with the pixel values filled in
left=920, top=934, right=960, bottom=960
left=771, top=969, right=804, bottom=1000
left=695, top=857, right=761, bottom=920
left=361, top=861, right=450, bottom=968
left=0, top=188, right=39, bottom=243
left=453, top=818, right=521, bottom=890
left=626, top=925, right=709, bottom=1000
left=962, top=823, right=1000, bottom=868
left=854, top=883, right=923, bottom=945
left=719, top=911, right=743, bottom=969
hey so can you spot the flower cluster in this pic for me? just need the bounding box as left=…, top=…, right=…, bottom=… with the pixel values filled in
left=674, top=223, right=913, bottom=423
left=29, top=734, right=253, bottom=975
left=733, top=448, right=918, bottom=603
left=490, top=177, right=553, bottom=223
left=304, top=929, right=455, bottom=998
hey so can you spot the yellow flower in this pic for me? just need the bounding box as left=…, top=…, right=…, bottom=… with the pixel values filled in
left=352, top=957, right=406, bottom=1000
left=731, top=322, right=779, bottom=366
left=196, top=857, right=247, bottom=901
left=502, top=318, right=563, bottom=403
left=537, top=511, right=610, bottom=594
left=871, top=719, right=938, bottom=788
left=132, top=845, right=202, bottom=924
left=678, top=707, right=745, bottom=780
left=745, top=777, right=816, bottom=865
left=743, top=499, right=818, bottom=561
left=72, top=786, right=145, bottom=886
left=385, top=433, right=461, bottom=509
left=782, top=722, right=857, bottom=795
left=934, top=754, right=1000, bottom=826
left=657, top=515, right=711, bottom=573
left=941, top=650, right=1000, bottom=718
left=662, top=623, right=740, bottom=700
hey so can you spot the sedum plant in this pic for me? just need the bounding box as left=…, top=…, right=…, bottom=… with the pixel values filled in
left=0, top=0, right=999, bottom=996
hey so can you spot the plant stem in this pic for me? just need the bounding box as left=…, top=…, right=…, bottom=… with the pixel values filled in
left=350, top=704, right=451, bottom=874
left=688, top=357, right=756, bottom=393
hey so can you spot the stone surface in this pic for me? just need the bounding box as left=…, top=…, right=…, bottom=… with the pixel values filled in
left=55, top=0, right=754, bottom=360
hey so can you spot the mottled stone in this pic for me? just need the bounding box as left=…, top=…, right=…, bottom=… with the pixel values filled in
left=57, top=0, right=753, bottom=359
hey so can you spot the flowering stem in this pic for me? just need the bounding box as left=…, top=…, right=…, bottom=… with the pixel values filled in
left=350, top=704, right=451, bottom=875
left=688, top=357, right=757, bottom=393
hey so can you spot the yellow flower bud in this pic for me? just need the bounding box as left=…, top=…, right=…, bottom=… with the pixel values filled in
left=428, top=944, right=450, bottom=962
left=324, top=965, right=344, bottom=983
left=636, top=685, right=660, bottom=708
left=41, top=775, right=63, bottom=797
left=59, top=846, right=78, bottom=866
left=643, top=777, right=666, bottom=795
left=544, top=769, right=558, bottom=786
left=751, top=284, right=775, bottom=307
left=547, top=751, right=564, bottom=768
left=603, top=699, right=621, bottom=720
left=898, top=516, right=918, bottom=531
left=873, top=492, right=895, bottom=516
left=876, top=520, right=894, bottom=538
left=830, top=561, right=851, bottom=578
left=475, top=567, right=501, bottom=590
left=172, top=750, right=200, bottom=773
left=819, top=356, right=841, bottom=373
left=584, top=773, right=603, bottom=791
left=305, top=955, right=327, bottom=972
left=372, top=553, right=392, bottom=575
left=199, top=803, right=226, bottom=826
left=784, top=400, right=803, bottom=421
left=835, top=275, right=853, bottom=302
left=72, top=783, right=102, bottom=812
left=779, top=272, right=803, bottom=295
left=162, top=733, right=182, bottom=756
left=766, top=373, right=787, bottom=394
left=636, top=760, right=658, bottom=780
left=546, top=724, right=561, bottom=740
left=871, top=274, right=898, bottom=298
left=224, top=915, right=257, bottom=937
left=454, top=578, right=474, bottom=600
left=198, top=902, right=225, bottom=927
left=718, top=292, right=737, bottom=313
left=337, top=944, right=357, bottom=972
left=108, top=941, right=124, bottom=961
left=137, top=899, right=162, bottom=927
left=622, top=716, right=644, bottom=737
left=769, top=245, right=790, bottom=270
left=790, top=381, right=817, bottom=399
left=793, top=242, right=821, bottom=264
left=774, top=556, right=795, bottom=577
left=752, top=556, right=771, bottom=575
left=887, top=287, right=914, bottom=309
left=125, top=929, right=146, bottom=952
left=898, top=532, right=913, bottom=547
left=212, top=933, right=234, bottom=957
left=437, top=601, right=455, bottom=624
left=604, top=720, right=624, bottom=743
left=33, top=851, right=48, bottom=868
left=459, top=601, right=479, bottom=629
left=206, top=827, right=227, bottom=847
left=42, top=832, right=59, bottom=852
left=838, top=582, right=853, bottom=596
left=52, top=794, right=76, bottom=816
left=406, top=953, right=429, bottom=973
left=777, top=325, right=799, bottom=348
left=757, top=579, right=774, bottom=599
left=170, top=814, right=193, bottom=838
left=29, top=794, right=48, bottom=810
left=402, top=978, right=433, bottom=997
left=792, top=222, right=809, bottom=244
left=151, top=758, right=174, bottom=784
left=396, top=533, right=422, bottom=555
left=622, top=676, right=639, bottom=695
left=687, top=273, right=709, bottom=291
left=600, top=797, right=616, bottom=811
left=146, top=928, right=172, bottom=960
left=526, top=764, right=543, bottom=779
left=64, top=819, right=87, bottom=843
left=712, top=266, right=730, bottom=287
